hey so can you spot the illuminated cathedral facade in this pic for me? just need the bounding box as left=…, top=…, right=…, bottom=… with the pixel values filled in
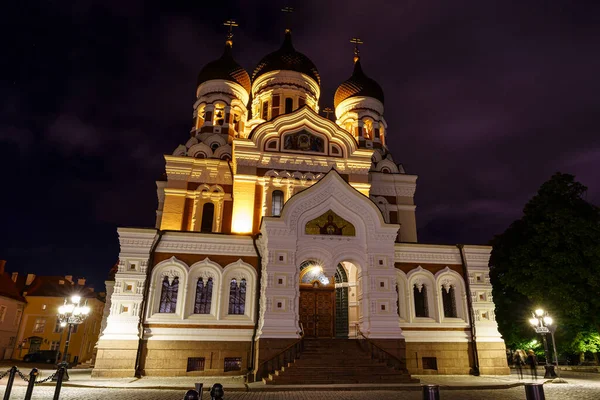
left=93, top=28, right=509, bottom=379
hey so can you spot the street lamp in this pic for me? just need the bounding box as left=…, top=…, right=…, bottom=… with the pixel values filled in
left=53, top=295, right=90, bottom=381
left=529, top=308, right=557, bottom=379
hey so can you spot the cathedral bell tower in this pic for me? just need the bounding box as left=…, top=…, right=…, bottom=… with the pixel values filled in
left=334, top=39, right=387, bottom=151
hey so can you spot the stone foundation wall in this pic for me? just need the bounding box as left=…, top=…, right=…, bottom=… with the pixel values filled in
left=139, top=340, right=252, bottom=376
left=92, top=339, right=140, bottom=378
left=405, top=342, right=473, bottom=375
left=477, top=341, right=510, bottom=375
left=405, top=341, right=509, bottom=375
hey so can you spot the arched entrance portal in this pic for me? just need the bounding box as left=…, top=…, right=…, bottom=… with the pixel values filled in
left=299, top=261, right=349, bottom=338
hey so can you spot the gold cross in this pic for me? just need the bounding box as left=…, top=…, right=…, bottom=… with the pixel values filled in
left=223, top=20, right=239, bottom=45
left=350, top=37, right=363, bottom=62
left=323, top=107, right=334, bottom=119
left=282, top=7, right=294, bottom=32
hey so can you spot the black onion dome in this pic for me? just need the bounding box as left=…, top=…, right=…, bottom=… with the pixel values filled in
left=197, top=44, right=251, bottom=94
left=252, top=31, right=320, bottom=85
left=334, top=60, right=384, bottom=107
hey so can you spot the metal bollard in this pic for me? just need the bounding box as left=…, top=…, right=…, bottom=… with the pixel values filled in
left=524, top=383, right=545, bottom=400
left=183, top=389, right=200, bottom=400
left=53, top=366, right=67, bottom=400
left=195, top=383, right=203, bottom=394
left=23, top=368, right=38, bottom=400
left=210, top=383, right=224, bottom=400
left=2, top=366, right=18, bottom=400
left=422, top=384, right=440, bottom=400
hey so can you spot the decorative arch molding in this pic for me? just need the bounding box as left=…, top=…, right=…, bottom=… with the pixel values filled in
left=396, top=270, right=409, bottom=321
left=148, top=257, right=189, bottom=319
left=220, top=259, right=257, bottom=322
left=374, top=159, right=399, bottom=174
left=188, top=142, right=213, bottom=159
left=406, top=266, right=437, bottom=323
left=186, top=258, right=223, bottom=319
left=249, top=107, right=358, bottom=158
left=434, top=267, right=468, bottom=321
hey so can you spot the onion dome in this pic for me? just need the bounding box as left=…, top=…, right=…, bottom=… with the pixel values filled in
left=334, top=59, right=384, bottom=108
left=252, top=31, right=320, bottom=85
left=197, top=43, right=251, bottom=94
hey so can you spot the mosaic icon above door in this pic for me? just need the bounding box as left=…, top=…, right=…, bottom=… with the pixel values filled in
left=305, top=210, right=356, bottom=236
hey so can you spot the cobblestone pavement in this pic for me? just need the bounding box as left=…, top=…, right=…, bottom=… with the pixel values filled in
left=0, top=384, right=598, bottom=400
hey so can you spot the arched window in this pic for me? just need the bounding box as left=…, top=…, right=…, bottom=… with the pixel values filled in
left=285, top=97, right=293, bottom=113
left=200, top=203, right=214, bottom=233
left=271, top=190, right=284, bottom=216
left=413, top=284, right=428, bottom=317
left=159, top=276, right=179, bottom=313
left=228, top=278, right=247, bottom=315
left=194, top=277, right=213, bottom=314
left=442, top=285, right=457, bottom=318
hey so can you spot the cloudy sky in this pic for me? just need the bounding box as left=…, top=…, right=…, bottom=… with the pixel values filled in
left=2, top=0, right=599, bottom=289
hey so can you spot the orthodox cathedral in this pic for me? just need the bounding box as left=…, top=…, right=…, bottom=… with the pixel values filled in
left=93, top=25, right=509, bottom=380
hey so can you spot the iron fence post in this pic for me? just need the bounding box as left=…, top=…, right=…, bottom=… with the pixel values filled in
left=23, top=368, right=38, bottom=400
left=3, top=366, right=17, bottom=400
left=524, top=383, right=545, bottom=400
left=183, top=389, right=200, bottom=400
left=210, top=383, right=224, bottom=400
left=422, top=384, right=440, bottom=400
left=53, top=366, right=66, bottom=400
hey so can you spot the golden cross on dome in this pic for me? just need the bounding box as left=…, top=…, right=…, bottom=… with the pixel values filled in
left=323, top=107, right=334, bottom=119
left=350, top=37, right=363, bottom=63
left=223, top=20, right=239, bottom=46
left=281, top=6, right=294, bottom=33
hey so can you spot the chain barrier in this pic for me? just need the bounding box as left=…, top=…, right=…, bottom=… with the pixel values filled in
left=11, top=368, right=56, bottom=384
left=0, top=368, right=12, bottom=380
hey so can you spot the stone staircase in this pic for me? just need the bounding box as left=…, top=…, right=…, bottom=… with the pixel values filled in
left=264, top=338, right=418, bottom=385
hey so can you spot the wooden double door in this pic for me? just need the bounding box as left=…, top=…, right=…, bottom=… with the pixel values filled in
left=299, top=286, right=334, bottom=338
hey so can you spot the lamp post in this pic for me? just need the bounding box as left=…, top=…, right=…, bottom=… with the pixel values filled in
left=529, top=309, right=557, bottom=379
left=53, top=295, right=90, bottom=381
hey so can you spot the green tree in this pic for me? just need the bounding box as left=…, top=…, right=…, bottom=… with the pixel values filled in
left=489, top=173, right=600, bottom=356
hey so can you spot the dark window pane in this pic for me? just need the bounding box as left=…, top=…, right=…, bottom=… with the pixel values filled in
left=159, top=276, right=178, bottom=313
left=224, top=357, right=242, bottom=372
left=194, top=278, right=213, bottom=314
left=187, top=357, right=205, bottom=372
left=285, top=97, right=293, bottom=113
left=442, top=286, right=458, bottom=318
left=414, top=284, right=428, bottom=317
left=228, top=278, right=247, bottom=315
left=200, top=203, right=215, bottom=233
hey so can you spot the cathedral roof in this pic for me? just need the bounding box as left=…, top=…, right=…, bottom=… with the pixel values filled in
left=334, top=59, right=384, bottom=107
left=252, top=31, right=320, bottom=85
left=197, top=43, right=251, bottom=94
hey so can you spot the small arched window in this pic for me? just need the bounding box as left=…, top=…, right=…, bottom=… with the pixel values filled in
left=442, top=285, right=457, bottom=318
left=200, top=203, right=214, bottom=233
left=194, top=277, right=213, bottom=314
left=271, top=190, right=284, bottom=216
left=414, top=284, right=428, bottom=318
left=159, top=276, right=179, bottom=313
left=228, top=278, right=247, bottom=315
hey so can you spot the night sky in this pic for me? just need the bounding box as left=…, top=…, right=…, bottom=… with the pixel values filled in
left=2, top=1, right=599, bottom=290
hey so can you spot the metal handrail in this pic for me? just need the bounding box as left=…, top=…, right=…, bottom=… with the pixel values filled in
left=356, top=327, right=407, bottom=372
left=253, top=323, right=305, bottom=381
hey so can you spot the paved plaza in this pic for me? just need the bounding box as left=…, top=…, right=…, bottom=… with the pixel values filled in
left=0, top=369, right=598, bottom=399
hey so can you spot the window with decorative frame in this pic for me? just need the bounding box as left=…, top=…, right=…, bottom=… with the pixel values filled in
left=200, top=203, right=215, bottom=233
left=228, top=278, right=247, bottom=315
left=271, top=190, right=284, bottom=216
left=159, top=276, right=179, bottom=313
left=194, top=277, right=213, bottom=314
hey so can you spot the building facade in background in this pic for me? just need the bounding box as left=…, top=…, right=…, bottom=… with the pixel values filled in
left=0, top=261, right=26, bottom=359
left=93, top=29, right=509, bottom=378
left=13, top=274, right=104, bottom=364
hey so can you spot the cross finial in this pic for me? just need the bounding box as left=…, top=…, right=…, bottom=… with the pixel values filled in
left=323, top=107, right=334, bottom=119
left=350, top=37, right=363, bottom=63
left=223, top=20, right=239, bottom=46
left=282, top=6, right=294, bottom=33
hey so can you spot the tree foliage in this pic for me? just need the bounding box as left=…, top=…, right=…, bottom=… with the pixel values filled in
left=490, top=173, right=600, bottom=353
